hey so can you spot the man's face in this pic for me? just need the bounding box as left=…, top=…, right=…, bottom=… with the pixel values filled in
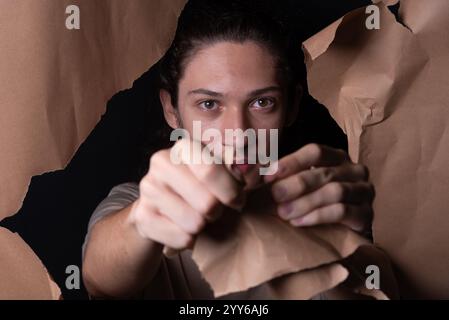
left=161, top=41, right=295, bottom=188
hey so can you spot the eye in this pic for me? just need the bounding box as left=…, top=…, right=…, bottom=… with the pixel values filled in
left=199, top=100, right=219, bottom=111
left=251, top=97, right=275, bottom=110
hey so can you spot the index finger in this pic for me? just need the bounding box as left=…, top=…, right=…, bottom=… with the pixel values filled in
left=174, top=139, right=246, bottom=210
left=264, top=143, right=350, bottom=183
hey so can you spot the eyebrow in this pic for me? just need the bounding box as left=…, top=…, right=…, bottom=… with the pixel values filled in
left=188, top=86, right=282, bottom=98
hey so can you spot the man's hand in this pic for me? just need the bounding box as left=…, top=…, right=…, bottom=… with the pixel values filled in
left=265, top=143, right=374, bottom=233
left=128, top=139, right=245, bottom=251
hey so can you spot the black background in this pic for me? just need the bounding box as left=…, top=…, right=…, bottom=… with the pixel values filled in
left=0, top=0, right=372, bottom=299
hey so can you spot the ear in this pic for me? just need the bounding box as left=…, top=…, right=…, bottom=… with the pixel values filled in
left=286, top=84, right=303, bottom=127
left=159, top=89, right=179, bottom=129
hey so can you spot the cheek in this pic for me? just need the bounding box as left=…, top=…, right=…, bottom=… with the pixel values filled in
left=178, top=99, right=219, bottom=125
left=250, top=110, right=285, bottom=151
left=177, top=104, right=222, bottom=138
left=249, top=108, right=286, bottom=131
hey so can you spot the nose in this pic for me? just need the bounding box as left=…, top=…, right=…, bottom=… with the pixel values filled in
left=220, top=105, right=250, bottom=149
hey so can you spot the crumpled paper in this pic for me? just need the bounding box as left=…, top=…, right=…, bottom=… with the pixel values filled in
left=0, top=0, right=186, bottom=299
left=192, top=185, right=399, bottom=299
left=0, top=227, right=61, bottom=299
left=303, top=0, right=449, bottom=298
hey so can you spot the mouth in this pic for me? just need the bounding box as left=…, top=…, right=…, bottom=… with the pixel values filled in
left=231, top=162, right=254, bottom=175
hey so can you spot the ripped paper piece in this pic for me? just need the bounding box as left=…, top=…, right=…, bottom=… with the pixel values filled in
left=303, top=0, right=449, bottom=298
left=0, top=0, right=187, bottom=299
left=192, top=186, right=398, bottom=299
left=0, top=227, right=61, bottom=300
left=0, top=0, right=187, bottom=220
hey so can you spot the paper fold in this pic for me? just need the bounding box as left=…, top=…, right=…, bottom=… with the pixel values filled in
left=0, top=0, right=186, bottom=299
left=192, top=186, right=398, bottom=299
left=303, top=0, right=449, bottom=298
left=0, top=227, right=61, bottom=300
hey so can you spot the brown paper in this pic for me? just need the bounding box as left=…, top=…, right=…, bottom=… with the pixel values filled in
left=0, top=0, right=186, bottom=220
left=0, top=227, right=61, bottom=299
left=192, top=186, right=398, bottom=299
left=0, top=0, right=186, bottom=299
left=303, top=0, right=449, bottom=298
left=265, top=263, right=349, bottom=300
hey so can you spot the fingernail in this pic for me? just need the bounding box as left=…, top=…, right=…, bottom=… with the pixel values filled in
left=278, top=202, right=293, bottom=219
left=272, top=185, right=287, bottom=202
left=291, top=217, right=304, bottom=226
left=292, top=216, right=310, bottom=227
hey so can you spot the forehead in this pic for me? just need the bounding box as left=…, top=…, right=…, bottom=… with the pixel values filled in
left=179, top=41, right=280, bottom=93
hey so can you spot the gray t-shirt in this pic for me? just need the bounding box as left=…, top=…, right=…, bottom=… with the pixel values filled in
left=83, top=182, right=323, bottom=299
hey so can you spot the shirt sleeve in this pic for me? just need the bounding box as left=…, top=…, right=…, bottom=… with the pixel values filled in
left=82, top=182, right=140, bottom=260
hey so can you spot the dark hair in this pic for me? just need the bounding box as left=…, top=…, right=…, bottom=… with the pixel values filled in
left=158, top=0, right=304, bottom=108
left=137, top=0, right=307, bottom=181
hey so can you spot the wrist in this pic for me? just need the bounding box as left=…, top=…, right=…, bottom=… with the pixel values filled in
left=124, top=199, right=159, bottom=249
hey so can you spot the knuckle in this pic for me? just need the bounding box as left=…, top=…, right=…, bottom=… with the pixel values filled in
left=296, top=198, right=311, bottom=213
left=149, top=150, right=169, bottom=169
left=133, top=208, right=157, bottom=238
left=313, top=203, right=346, bottom=225
left=189, top=214, right=206, bottom=234
left=359, top=182, right=375, bottom=201
left=319, top=167, right=335, bottom=183
left=338, top=149, right=351, bottom=161
left=223, top=188, right=240, bottom=205
left=307, top=212, right=320, bottom=225
left=295, top=173, right=307, bottom=192
left=354, top=163, right=369, bottom=179
left=368, top=183, right=376, bottom=201
left=333, top=203, right=347, bottom=219
left=139, top=176, right=157, bottom=196
left=197, top=194, right=217, bottom=216
left=196, top=165, right=216, bottom=183
left=327, top=182, right=345, bottom=201
left=305, top=143, right=323, bottom=161
left=360, top=183, right=376, bottom=203
left=139, top=175, right=151, bottom=190
left=175, top=233, right=193, bottom=249
left=174, top=138, right=189, bottom=150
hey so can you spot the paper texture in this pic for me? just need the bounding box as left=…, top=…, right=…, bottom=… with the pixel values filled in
left=0, top=0, right=186, bottom=220
left=303, top=0, right=449, bottom=298
left=192, top=185, right=398, bottom=299
left=0, top=227, right=61, bottom=299
left=0, top=0, right=186, bottom=299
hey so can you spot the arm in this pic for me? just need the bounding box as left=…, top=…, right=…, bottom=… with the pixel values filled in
left=82, top=140, right=244, bottom=298
left=82, top=200, right=163, bottom=299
